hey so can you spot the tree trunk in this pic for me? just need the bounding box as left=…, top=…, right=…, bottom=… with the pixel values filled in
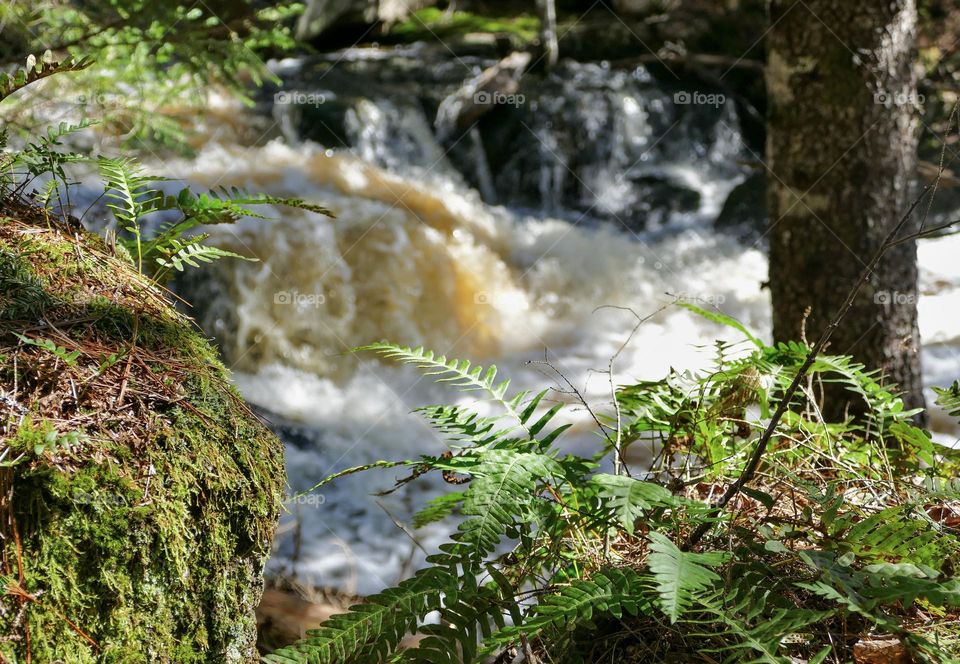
left=766, top=0, right=925, bottom=421
left=536, top=0, right=559, bottom=70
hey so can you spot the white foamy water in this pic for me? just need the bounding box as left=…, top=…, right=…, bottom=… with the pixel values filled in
left=167, top=126, right=960, bottom=595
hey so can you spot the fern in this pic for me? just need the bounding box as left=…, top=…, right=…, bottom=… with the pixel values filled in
left=97, top=156, right=163, bottom=271
left=590, top=474, right=676, bottom=534
left=411, top=491, right=465, bottom=529
left=92, top=156, right=332, bottom=280
left=359, top=344, right=571, bottom=446
left=13, top=333, right=81, bottom=366
left=413, top=404, right=509, bottom=449
left=825, top=507, right=953, bottom=568
left=485, top=567, right=652, bottom=652
left=676, top=301, right=764, bottom=349
left=798, top=550, right=960, bottom=617
left=454, top=449, right=560, bottom=562
left=276, top=335, right=960, bottom=663
left=360, top=344, right=517, bottom=406
left=934, top=381, right=960, bottom=421
left=0, top=54, right=92, bottom=102
left=264, top=567, right=450, bottom=664
left=647, top=531, right=730, bottom=623
left=153, top=237, right=255, bottom=273
left=694, top=586, right=833, bottom=664
left=393, top=570, right=513, bottom=664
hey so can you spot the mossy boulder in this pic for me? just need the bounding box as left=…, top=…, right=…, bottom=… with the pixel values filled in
left=0, top=207, right=284, bottom=662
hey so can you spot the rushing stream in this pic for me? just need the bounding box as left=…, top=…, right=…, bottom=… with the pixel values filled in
left=164, top=47, right=960, bottom=594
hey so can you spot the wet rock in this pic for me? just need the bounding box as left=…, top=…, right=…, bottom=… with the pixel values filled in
left=0, top=212, right=284, bottom=662
left=435, top=51, right=532, bottom=140
left=853, top=637, right=911, bottom=664
left=714, top=170, right=767, bottom=240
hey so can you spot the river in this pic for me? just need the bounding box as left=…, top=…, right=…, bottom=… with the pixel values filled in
left=164, top=46, right=960, bottom=595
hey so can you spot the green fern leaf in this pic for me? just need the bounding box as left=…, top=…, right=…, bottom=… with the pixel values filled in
left=484, top=568, right=652, bottom=654
left=0, top=55, right=93, bottom=102
left=154, top=238, right=255, bottom=272
left=678, top=301, right=764, bottom=348
left=263, top=567, right=450, bottom=664
left=591, top=474, right=676, bottom=534
left=647, top=532, right=729, bottom=622
left=414, top=404, right=510, bottom=448
left=411, top=492, right=465, bottom=529
left=358, top=344, right=568, bottom=446
left=455, top=449, right=559, bottom=561
left=695, top=588, right=832, bottom=664
left=934, top=381, right=960, bottom=421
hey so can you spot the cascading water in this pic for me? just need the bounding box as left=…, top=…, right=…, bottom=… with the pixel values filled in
left=169, top=47, right=960, bottom=594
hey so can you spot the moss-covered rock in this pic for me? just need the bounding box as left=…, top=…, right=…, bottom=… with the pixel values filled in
left=0, top=207, right=284, bottom=663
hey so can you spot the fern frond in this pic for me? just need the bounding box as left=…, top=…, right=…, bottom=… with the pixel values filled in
left=0, top=54, right=93, bottom=102
left=694, top=587, right=833, bottom=664
left=590, top=474, right=676, bottom=534
left=263, top=567, right=450, bottom=664
left=414, top=404, right=510, bottom=449
left=484, top=568, right=652, bottom=653
left=393, top=571, right=511, bottom=664
left=647, top=532, right=729, bottom=622
left=204, top=187, right=334, bottom=217
left=934, top=381, right=960, bottom=421
left=359, top=345, right=570, bottom=445
left=153, top=238, right=255, bottom=272
left=34, top=178, right=61, bottom=211
left=360, top=343, right=514, bottom=401
left=798, top=550, right=960, bottom=619
left=831, top=507, right=952, bottom=568
left=8, top=120, right=97, bottom=182
left=97, top=157, right=161, bottom=227
left=454, top=449, right=560, bottom=561
left=677, top=301, right=764, bottom=349
left=411, top=491, right=465, bottom=529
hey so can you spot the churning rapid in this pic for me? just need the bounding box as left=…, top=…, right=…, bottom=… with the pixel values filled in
left=169, top=49, right=960, bottom=594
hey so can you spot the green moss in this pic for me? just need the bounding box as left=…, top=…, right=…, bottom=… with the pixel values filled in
left=0, top=244, right=57, bottom=320
left=0, top=216, right=284, bottom=662
left=390, top=8, right=540, bottom=43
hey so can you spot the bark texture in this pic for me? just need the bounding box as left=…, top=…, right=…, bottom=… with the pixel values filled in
left=766, top=0, right=924, bottom=419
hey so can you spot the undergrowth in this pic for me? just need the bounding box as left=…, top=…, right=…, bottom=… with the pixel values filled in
left=1, top=55, right=333, bottom=284
left=0, top=53, right=310, bottom=661
left=266, top=307, right=960, bottom=663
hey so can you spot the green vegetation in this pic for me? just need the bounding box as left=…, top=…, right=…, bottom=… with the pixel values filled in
left=390, top=8, right=540, bottom=45
left=94, top=156, right=332, bottom=281
left=0, top=56, right=332, bottom=285
left=3, top=2, right=960, bottom=662
left=267, top=309, right=960, bottom=663
left=0, top=28, right=313, bottom=660
left=0, top=212, right=285, bottom=661
left=0, top=1, right=303, bottom=149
